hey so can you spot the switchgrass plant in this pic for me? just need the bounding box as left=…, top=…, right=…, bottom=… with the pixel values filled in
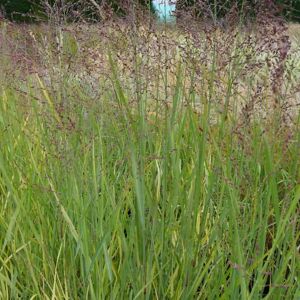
left=0, top=6, right=299, bottom=299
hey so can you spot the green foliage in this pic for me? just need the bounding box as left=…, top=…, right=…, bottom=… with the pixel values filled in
left=1, top=0, right=33, bottom=21
left=0, top=0, right=154, bottom=21
left=289, top=0, right=300, bottom=21
left=1, top=0, right=299, bottom=22
left=176, top=0, right=300, bottom=22
left=0, top=23, right=299, bottom=298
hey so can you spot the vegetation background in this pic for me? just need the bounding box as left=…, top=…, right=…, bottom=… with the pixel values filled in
left=1, top=0, right=300, bottom=22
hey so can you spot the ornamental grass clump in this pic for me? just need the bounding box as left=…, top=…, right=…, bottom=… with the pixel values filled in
left=0, top=1, right=299, bottom=299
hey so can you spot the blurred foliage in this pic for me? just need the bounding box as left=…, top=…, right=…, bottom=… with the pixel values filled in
left=0, top=0, right=154, bottom=22
left=1, top=0, right=34, bottom=21
left=0, top=0, right=299, bottom=22
left=176, top=0, right=300, bottom=22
